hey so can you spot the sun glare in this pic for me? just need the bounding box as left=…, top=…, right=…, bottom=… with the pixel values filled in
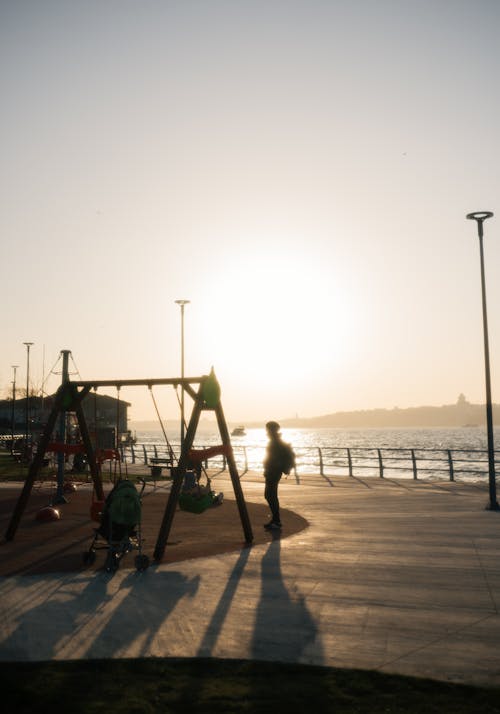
left=194, top=245, right=364, bottom=392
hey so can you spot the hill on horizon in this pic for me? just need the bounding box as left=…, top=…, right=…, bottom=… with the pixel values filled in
left=130, top=397, right=498, bottom=430
left=278, top=397, right=498, bottom=429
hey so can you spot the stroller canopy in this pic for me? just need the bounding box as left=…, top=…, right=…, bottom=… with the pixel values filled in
left=108, top=480, right=142, bottom=526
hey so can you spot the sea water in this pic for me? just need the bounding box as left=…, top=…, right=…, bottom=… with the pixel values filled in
left=127, top=425, right=499, bottom=481
left=133, top=424, right=496, bottom=449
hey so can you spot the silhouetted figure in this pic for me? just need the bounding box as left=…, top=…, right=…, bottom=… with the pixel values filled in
left=263, top=421, right=295, bottom=530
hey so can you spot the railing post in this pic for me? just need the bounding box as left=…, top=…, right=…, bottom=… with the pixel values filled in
left=318, top=447, right=324, bottom=476
left=447, top=449, right=455, bottom=482
left=347, top=448, right=353, bottom=477
left=411, top=449, right=418, bottom=480
left=242, top=445, right=248, bottom=475
left=143, top=444, right=147, bottom=465
left=154, top=444, right=158, bottom=458
left=131, top=444, right=135, bottom=464
left=377, top=449, right=384, bottom=478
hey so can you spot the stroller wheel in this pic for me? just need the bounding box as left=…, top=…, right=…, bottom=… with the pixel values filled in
left=135, top=554, right=150, bottom=572
left=82, top=550, right=96, bottom=566
left=105, top=551, right=119, bottom=573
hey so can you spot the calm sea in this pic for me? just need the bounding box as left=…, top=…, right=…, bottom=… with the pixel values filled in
left=128, top=425, right=499, bottom=480
left=133, top=425, right=498, bottom=451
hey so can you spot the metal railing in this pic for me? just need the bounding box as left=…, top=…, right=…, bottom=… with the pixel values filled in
left=293, top=446, right=499, bottom=481
left=118, top=443, right=499, bottom=482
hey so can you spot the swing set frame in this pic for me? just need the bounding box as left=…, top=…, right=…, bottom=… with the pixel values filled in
left=4, top=372, right=253, bottom=562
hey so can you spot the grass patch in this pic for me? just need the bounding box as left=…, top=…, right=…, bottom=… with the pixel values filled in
left=2, top=658, right=499, bottom=714
left=0, top=450, right=33, bottom=481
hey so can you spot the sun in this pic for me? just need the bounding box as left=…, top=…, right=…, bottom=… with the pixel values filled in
left=192, top=244, right=364, bottom=396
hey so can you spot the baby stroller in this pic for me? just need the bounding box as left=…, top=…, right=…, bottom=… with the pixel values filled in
left=83, top=478, right=149, bottom=572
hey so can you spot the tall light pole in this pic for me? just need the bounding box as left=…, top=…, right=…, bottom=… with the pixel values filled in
left=11, top=365, right=19, bottom=453
left=23, top=342, right=34, bottom=457
left=175, top=299, right=190, bottom=450
left=466, top=211, right=498, bottom=510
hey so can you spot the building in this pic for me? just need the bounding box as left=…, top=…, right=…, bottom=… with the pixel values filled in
left=0, top=392, right=131, bottom=445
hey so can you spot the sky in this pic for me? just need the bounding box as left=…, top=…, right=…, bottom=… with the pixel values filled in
left=2, top=0, right=500, bottom=424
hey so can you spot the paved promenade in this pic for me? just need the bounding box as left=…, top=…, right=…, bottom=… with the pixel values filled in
left=1, top=472, right=499, bottom=688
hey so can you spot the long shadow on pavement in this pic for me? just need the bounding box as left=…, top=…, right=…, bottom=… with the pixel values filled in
left=251, top=533, right=323, bottom=663
left=196, top=547, right=251, bottom=657
left=82, top=569, right=200, bottom=659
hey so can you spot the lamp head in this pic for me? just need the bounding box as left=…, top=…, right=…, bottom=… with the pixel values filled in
left=466, top=211, right=493, bottom=238
left=466, top=211, right=493, bottom=221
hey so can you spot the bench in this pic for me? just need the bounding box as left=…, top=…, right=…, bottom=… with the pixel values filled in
left=148, top=457, right=173, bottom=478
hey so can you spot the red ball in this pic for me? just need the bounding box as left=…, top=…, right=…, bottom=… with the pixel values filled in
left=36, top=506, right=60, bottom=522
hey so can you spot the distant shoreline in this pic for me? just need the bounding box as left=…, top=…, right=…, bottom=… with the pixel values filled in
left=278, top=401, right=498, bottom=429
left=130, top=401, right=499, bottom=431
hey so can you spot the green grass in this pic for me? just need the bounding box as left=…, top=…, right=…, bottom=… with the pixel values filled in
left=0, top=450, right=33, bottom=480
left=2, top=658, right=499, bottom=714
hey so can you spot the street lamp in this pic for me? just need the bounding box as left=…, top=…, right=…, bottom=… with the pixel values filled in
left=175, top=299, right=190, bottom=450
left=23, top=342, right=34, bottom=457
left=11, top=365, right=19, bottom=454
left=466, top=211, right=498, bottom=510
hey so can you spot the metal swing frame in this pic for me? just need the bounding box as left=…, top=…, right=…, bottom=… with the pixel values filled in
left=5, top=372, right=253, bottom=562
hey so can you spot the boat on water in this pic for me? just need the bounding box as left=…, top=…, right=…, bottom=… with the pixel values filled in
left=231, top=426, right=246, bottom=437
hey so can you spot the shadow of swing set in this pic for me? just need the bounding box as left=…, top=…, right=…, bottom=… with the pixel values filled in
left=4, top=370, right=254, bottom=565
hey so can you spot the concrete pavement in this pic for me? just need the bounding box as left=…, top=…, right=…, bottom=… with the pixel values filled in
left=1, top=473, right=499, bottom=687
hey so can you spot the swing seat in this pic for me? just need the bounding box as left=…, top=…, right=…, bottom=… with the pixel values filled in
left=47, top=442, right=85, bottom=455
left=188, top=445, right=231, bottom=462
left=96, top=448, right=121, bottom=463
left=178, top=491, right=215, bottom=514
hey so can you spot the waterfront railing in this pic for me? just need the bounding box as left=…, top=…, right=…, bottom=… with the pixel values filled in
left=119, top=443, right=499, bottom=482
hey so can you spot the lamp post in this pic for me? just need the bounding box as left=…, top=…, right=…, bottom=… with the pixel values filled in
left=175, top=299, right=190, bottom=451
left=23, top=342, right=34, bottom=458
left=11, top=365, right=19, bottom=454
left=466, top=211, right=498, bottom=510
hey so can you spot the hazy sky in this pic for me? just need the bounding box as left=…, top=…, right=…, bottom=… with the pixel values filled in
left=2, top=0, right=500, bottom=423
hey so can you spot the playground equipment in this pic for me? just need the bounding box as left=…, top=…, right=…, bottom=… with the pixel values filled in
left=36, top=505, right=60, bottom=522
left=5, top=367, right=254, bottom=562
